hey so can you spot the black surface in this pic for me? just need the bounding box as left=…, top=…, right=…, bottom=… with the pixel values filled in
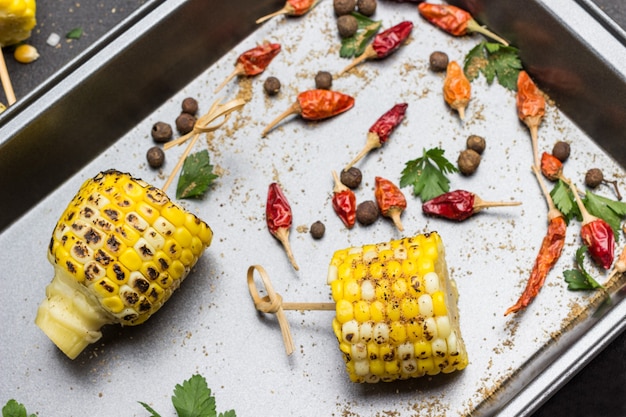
left=1, top=1, right=624, bottom=416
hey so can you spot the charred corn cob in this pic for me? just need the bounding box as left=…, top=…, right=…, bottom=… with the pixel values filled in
left=0, top=0, right=36, bottom=46
left=35, top=170, right=213, bottom=359
left=327, top=232, right=468, bottom=383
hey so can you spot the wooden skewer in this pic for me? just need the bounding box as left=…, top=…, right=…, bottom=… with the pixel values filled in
left=247, top=265, right=334, bottom=356
left=0, top=49, right=16, bottom=105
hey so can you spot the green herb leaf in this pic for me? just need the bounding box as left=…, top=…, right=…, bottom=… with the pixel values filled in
left=550, top=179, right=580, bottom=223
left=176, top=150, right=218, bottom=199
left=563, top=246, right=604, bottom=291
left=172, top=374, right=216, bottom=417
left=340, top=12, right=382, bottom=58
left=139, top=402, right=162, bottom=417
left=66, top=28, right=83, bottom=39
left=400, top=147, right=458, bottom=202
left=463, top=42, right=522, bottom=90
left=2, top=399, right=36, bottom=417
left=583, top=191, right=626, bottom=241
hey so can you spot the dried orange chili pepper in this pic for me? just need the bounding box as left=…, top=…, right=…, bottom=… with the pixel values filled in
left=564, top=178, right=616, bottom=269
left=344, top=103, right=408, bottom=171
left=443, top=61, right=471, bottom=120
left=540, top=152, right=563, bottom=181
left=505, top=166, right=566, bottom=315
left=340, top=21, right=414, bottom=75
left=262, top=89, right=355, bottom=136
left=517, top=70, right=546, bottom=168
left=374, top=176, right=406, bottom=231
left=256, top=0, right=319, bottom=24
left=266, top=182, right=299, bottom=270
left=422, top=190, right=521, bottom=221
left=417, top=3, right=508, bottom=45
left=331, top=171, right=357, bottom=228
left=215, top=42, right=281, bottom=93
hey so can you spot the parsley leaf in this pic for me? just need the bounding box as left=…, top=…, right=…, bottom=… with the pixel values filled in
left=550, top=179, right=581, bottom=223
left=583, top=191, right=626, bottom=241
left=140, top=374, right=236, bottom=417
left=400, top=147, right=458, bottom=202
left=176, top=150, right=218, bottom=199
left=340, top=12, right=381, bottom=58
left=563, top=246, right=604, bottom=291
left=2, top=400, right=36, bottom=417
left=463, top=42, right=522, bottom=90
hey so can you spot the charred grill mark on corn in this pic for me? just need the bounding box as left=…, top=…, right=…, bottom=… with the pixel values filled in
left=35, top=170, right=213, bottom=359
left=327, top=232, right=468, bottom=383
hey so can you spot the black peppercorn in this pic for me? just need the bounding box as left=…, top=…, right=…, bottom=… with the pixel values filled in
left=315, top=71, right=333, bottom=90
left=310, top=221, right=326, bottom=239
left=429, top=51, right=449, bottom=72
left=340, top=167, right=362, bottom=189
left=181, top=97, right=198, bottom=115
left=151, top=122, right=173, bottom=143
left=357, top=0, right=376, bottom=16
left=176, top=113, right=196, bottom=135
left=333, top=0, right=356, bottom=15
left=146, top=146, right=165, bottom=168
left=337, top=14, right=358, bottom=38
left=552, top=141, right=570, bottom=162
left=458, top=149, right=481, bottom=175
left=466, top=135, right=486, bottom=154
left=264, top=76, right=281, bottom=96
left=356, top=200, right=379, bottom=225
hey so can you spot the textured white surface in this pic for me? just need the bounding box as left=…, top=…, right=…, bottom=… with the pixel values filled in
left=1, top=1, right=625, bottom=416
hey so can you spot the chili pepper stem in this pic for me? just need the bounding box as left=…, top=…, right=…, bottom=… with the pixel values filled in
left=338, top=46, right=377, bottom=76
left=524, top=116, right=541, bottom=168
left=388, top=207, right=404, bottom=231
left=604, top=179, right=623, bottom=201
left=563, top=176, right=598, bottom=225
left=262, top=101, right=302, bottom=137
left=344, top=132, right=381, bottom=171
left=214, top=64, right=245, bottom=93
left=256, top=6, right=291, bottom=24
left=472, top=196, right=521, bottom=212
left=456, top=105, right=466, bottom=121
left=466, top=19, right=509, bottom=46
left=273, top=227, right=299, bottom=271
left=531, top=165, right=562, bottom=220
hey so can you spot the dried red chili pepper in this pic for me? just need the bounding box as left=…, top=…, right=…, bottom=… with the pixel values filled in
left=256, top=0, right=319, bottom=24
left=215, top=42, right=281, bottom=93
left=266, top=182, right=299, bottom=270
left=339, top=21, right=414, bottom=75
left=505, top=166, right=566, bottom=315
left=517, top=70, right=546, bottom=168
left=374, top=176, right=407, bottom=231
left=564, top=178, right=615, bottom=269
left=344, top=103, right=408, bottom=171
left=540, top=152, right=563, bottom=182
left=262, top=89, right=355, bottom=136
left=331, top=170, right=357, bottom=229
left=417, top=3, right=508, bottom=45
left=422, top=189, right=521, bottom=221
left=443, top=61, right=471, bottom=120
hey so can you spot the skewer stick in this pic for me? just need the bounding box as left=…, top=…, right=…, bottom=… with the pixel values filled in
left=0, top=49, right=16, bottom=105
left=247, top=265, right=334, bottom=355
left=161, top=98, right=246, bottom=192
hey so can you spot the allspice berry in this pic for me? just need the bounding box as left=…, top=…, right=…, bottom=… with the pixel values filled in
left=356, top=200, right=379, bottom=225
left=333, top=0, right=356, bottom=15
left=466, top=135, right=486, bottom=154
left=310, top=221, right=326, bottom=239
left=264, top=76, right=281, bottom=96
left=552, top=141, right=571, bottom=162
left=181, top=97, right=198, bottom=115
left=429, top=51, right=449, bottom=72
left=458, top=149, right=481, bottom=175
left=585, top=168, right=604, bottom=189
left=176, top=113, right=196, bottom=135
left=337, top=14, right=358, bottom=38
left=146, top=146, right=165, bottom=168
left=315, top=71, right=333, bottom=90
left=151, top=122, right=173, bottom=143
left=340, top=167, right=362, bottom=189
left=357, top=0, right=377, bottom=16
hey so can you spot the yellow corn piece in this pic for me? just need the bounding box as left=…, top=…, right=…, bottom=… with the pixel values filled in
left=0, top=0, right=36, bottom=46
left=35, top=170, right=213, bottom=359
left=327, top=232, right=468, bottom=383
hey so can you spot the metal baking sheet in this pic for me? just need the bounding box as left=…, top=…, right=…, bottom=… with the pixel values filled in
left=1, top=0, right=625, bottom=416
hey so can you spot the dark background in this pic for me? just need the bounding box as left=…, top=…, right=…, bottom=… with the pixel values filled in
left=2, top=1, right=624, bottom=415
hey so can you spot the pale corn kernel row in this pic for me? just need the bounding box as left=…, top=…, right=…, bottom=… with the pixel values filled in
left=327, top=233, right=468, bottom=383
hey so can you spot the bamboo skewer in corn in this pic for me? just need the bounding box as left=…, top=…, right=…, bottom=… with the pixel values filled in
left=161, top=98, right=246, bottom=192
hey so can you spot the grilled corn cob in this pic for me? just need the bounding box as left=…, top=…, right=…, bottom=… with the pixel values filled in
left=327, top=232, right=468, bottom=383
left=0, top=0, right=36, bottom=46
left=35, top=170, right=213, bottom=359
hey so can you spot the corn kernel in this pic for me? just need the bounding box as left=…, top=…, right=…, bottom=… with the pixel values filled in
left=354, top=360, right=370, bottom=376
left=379, top=343, right=394, bottom=361
left=360, top=280, right=375, bottom=300
left=153, top=216, right=176, bottom=238
left=168, top=260, right=186, bottom=280
left=373, top=322, right=389, bottom=344
left=343, top=279, right=361, bottom=302
left=336, top=299, right=354, bottom=323
left=414, top=340, right=432, bottom=359
left=389, top=321, right=407, bottom=344
left=92, top=277, right=119, bottom=298
left=385, top=260, right=402, bottom=279
left=369, top=300, right=385, bottom=322
left=14, top=44, right=39, bottom=64
left=402, top=358, right=418, bottom=375
left=435, top=316, right=451, bottom=339
left=400, top=296, right=419, bottom=319
left=406, top=319, right=423, bottom=341
left=418, top=294, right=434, bottom=317
left=337, top=262, right=354, bottom=281
left=106, top=261, right=130, bottom=284
left=359, top=321, right=373, bottom=343
left=351, top=342, right=368, bottom=361
left=331, top=279, right=344, bottom=302
left=384, top=360, right=400, bottom=375
left=378, top=249, right=394, bottom=261
left=342, top=320, right=360, bottom=343
left=369, top=359, right=385, bottom=376
left=391, top=278, right=408, bottom=298
left=369, top=261, right=384, bottom=279
left=367, top=341, right=379, bottom=360
left=417, top=357, right=435, bottom=373
left=119, top=248, right=143, bottom=271
left=353, top=263, right=368, bottom=280
left=401, top=258, right=418, bottom=276
left=423, top=317, right=438, bottom=341
left=375, top=279, right=390, bottom=301
left=432, top=291, right=447, bottom=316
left=386, top=300, right=401, bottom=322
left=354, top=300, right=370, bottom=322
left=101, top=296, right=125, bottom=314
